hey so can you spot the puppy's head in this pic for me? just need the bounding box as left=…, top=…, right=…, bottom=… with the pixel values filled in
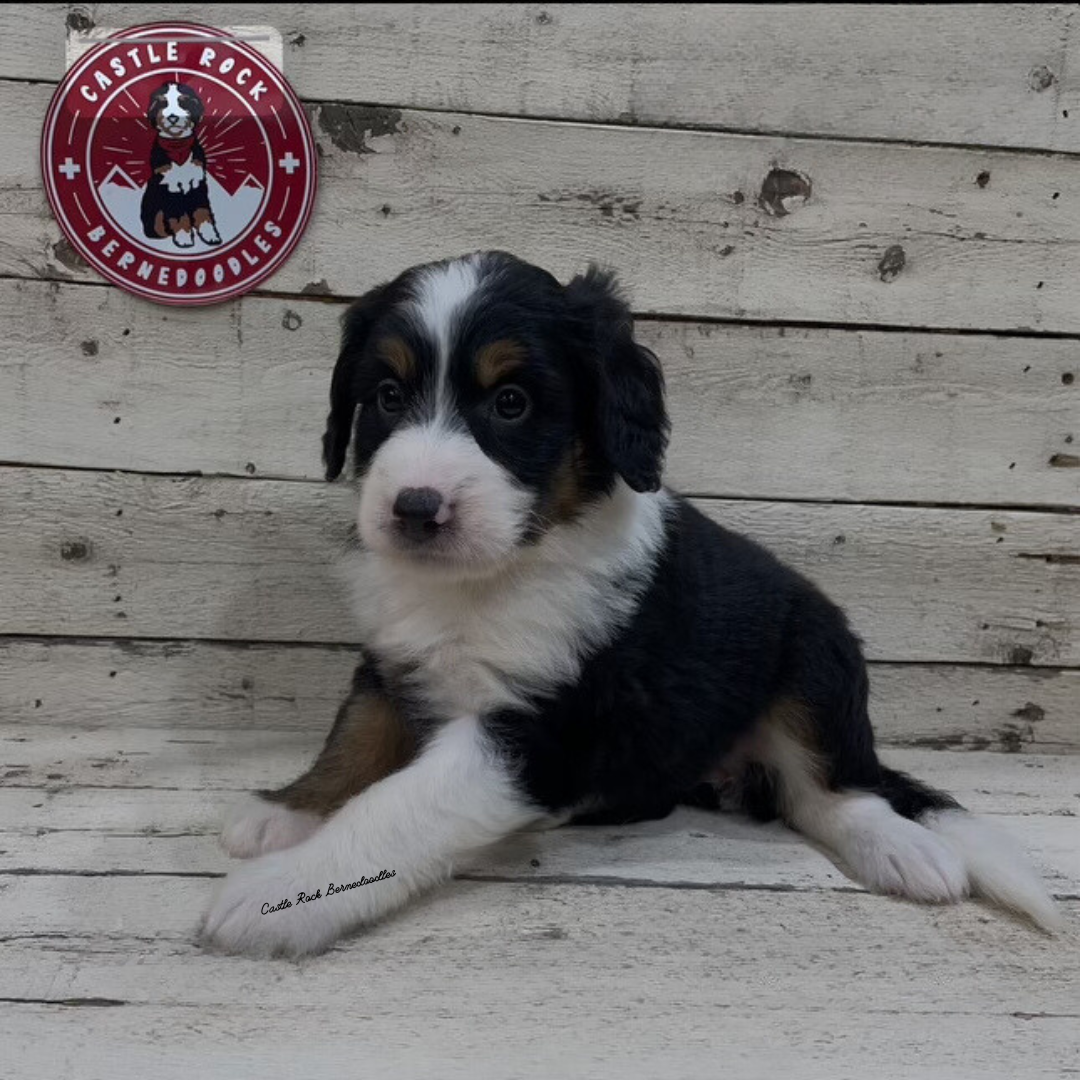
left=147, top=82, right=203, bottom=139
left=324, top=252, right=668, bottom=575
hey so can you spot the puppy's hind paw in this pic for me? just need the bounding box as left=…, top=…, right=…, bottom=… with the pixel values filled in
left=221, top=794, right=322, bottom=859
left=197, top=222, right=222, bottom=245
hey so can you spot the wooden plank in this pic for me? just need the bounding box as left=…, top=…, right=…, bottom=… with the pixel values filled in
left=3, top=637, right=1078, bottom=752
left=1, top=877, right=1076, bottom=1006
left=3, top=725, right=1077, bottom=808
left=1, top=723, right=1075, bottom=888
left=868, top=664, right=1080, bottom=753
left=1, top=745, right=1075, bottom=821
left=2, top=777, right=1071, bottom=842
left=0, top=638, right=356, bottom=732
left=0, top=880, right=1077, bottom=1080
left=2, top=467, right=1075, bottom=664
left=1, top=789, right=1074, bottom=892
left=2, top=996, right=1076, bottom=1080
left=3, top=5, right=1079, bottom=153
left=3, top=280, right=1078, bottom=507
left=8, top=81, right=1080, bottom=332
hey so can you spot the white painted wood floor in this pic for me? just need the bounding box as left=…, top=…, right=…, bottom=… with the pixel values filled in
left=2, top=724, right=1077, bottom=1079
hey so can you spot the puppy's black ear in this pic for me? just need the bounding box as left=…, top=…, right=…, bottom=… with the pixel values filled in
left=323, top=285, right=389, bottom=481
left=565, top=266, right=669, bottom=492
left=182, top=85, right=204, bottom=124
left=146, top=88, right=164, bottom=127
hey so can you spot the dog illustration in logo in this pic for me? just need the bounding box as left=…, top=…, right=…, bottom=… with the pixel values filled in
left=139, top=82, right=222, bottom=248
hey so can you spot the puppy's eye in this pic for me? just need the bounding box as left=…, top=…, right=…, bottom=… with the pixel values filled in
left=376, top=379, right=405, bottom=416
left=493, top=385, right=530, bottom=422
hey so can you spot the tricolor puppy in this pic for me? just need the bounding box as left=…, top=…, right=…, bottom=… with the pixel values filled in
left=139, top=81, right=221, bottom=249
left=203, top=251, right=1061, bottom=957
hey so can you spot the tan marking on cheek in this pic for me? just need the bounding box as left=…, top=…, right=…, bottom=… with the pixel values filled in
left=377, top=337, right=416, bottom=381
left=476, top=339, right=526, bottom=389
left=545, top=439, right=589, bottom=525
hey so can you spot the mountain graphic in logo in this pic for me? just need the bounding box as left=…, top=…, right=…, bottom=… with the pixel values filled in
left=98, top=168, right=266, bottom=254
left=101, top=165, right=140, bottom=190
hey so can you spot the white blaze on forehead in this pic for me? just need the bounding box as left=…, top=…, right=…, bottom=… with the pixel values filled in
left=164, top=83, right=185, bottom=115
left=409, top=256, right=482, bottom=410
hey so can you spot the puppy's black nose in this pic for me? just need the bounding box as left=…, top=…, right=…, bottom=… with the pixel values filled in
left=392, top=487, right=449, bottom=539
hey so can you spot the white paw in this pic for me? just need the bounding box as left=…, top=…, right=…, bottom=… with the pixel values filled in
left=196, top=222, right=222, bottom=245
left=201, top=848, right=349, bottom=958
left=837, top=799, right=969, bottom=903
left=220, top=794, right=322, bottom=859
left=172, top=228, right=195, bottom=248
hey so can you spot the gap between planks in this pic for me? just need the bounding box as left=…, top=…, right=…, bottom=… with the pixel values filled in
left=11, top=265, right=1080, bottom=343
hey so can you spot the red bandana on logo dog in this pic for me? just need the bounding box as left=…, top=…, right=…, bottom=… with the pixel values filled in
left=41, top=22, right=317, bottom=306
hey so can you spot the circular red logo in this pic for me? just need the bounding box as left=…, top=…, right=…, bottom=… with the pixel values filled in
left=41, top=22, right=316, bottom=306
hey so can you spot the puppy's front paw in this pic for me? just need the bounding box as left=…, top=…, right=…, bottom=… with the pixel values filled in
left=201, top=850, right=346, bottom=958
left=221, top=794, right=322, bottom=858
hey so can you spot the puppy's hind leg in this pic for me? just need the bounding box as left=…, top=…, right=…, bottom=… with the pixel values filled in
left=169, top=214, right=195, bottom=248
left=193, top=206, right=221, bottom=245
left=750, top=700, right=968, bottom=904
left=746, top=696, right=1062, bottom=929
left=221, top=663, right=418, bottom=859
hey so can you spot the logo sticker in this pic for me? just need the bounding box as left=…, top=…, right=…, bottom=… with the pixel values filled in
left=42, top=22, right=316, bottom=305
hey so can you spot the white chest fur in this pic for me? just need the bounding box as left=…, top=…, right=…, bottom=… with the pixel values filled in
left=340, top=486, right=670, bottom=718
left=163, top=157, right=205, bottom=194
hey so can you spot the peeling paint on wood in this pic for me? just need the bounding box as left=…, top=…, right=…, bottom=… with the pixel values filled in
left=50, top=238, right=87, bottom=273
left=317, top=104, right=403, bottom=154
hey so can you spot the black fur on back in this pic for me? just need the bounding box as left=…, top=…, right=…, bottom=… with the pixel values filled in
left=484, top=498, right=960, bottom=826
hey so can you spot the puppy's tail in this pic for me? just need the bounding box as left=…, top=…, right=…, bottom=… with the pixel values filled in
left=872, top=766, right=1063, bottom=932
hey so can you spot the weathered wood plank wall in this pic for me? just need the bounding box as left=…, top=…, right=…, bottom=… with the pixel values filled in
left=2, top=10, right=1078, bottom=1076
left=0, top=3, right=1077, bottom=756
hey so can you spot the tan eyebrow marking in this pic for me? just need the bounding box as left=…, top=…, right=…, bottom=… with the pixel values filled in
left=376, top=337, right=415, bottom=381
left=475, top=339, right=526, bottom=389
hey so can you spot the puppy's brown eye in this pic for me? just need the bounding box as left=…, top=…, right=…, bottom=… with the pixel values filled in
left=493, top=385, right=529, bottom=421
left=377, top=379, right=405, bottom=415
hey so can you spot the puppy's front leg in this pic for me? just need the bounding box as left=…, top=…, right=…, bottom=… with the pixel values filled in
left=221, top=668, right=417, bottom=859
left=202, top=716, right=540, bottom=958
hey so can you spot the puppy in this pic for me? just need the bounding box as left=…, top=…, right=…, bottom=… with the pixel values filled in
left=139, top=81, right=221, bottom=249
left=203, top=251, right=1060, bottom=956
